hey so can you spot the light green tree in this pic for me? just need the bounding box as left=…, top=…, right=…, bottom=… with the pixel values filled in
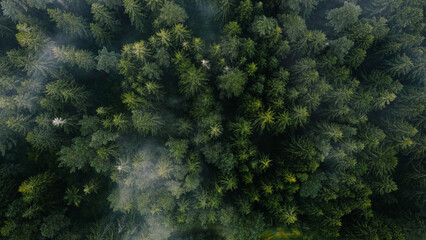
left=123, top=0, right=144, bottom=30
left=157, top=1, right=188, bottom=27
left=96, top=47, right=120, bottom=73
left=132, top=110, right=164, bottom=136
left=326, top=2, right=361, bottom=32
left=47, top=8, right=90, bottom=38
left=178, top=65, right=208, bottom=97
left=217, top=68, right=247, bottom=98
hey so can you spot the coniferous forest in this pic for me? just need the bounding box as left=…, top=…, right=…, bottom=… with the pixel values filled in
left=0, top=0, right=425, bottom=239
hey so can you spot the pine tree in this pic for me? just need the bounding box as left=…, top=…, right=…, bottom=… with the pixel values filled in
left=154, top=29, right=172, bottom=47
left=390, top=6, right=424, bottom=34
left=132, top=110, right=164, bottom=136
left=53, top=45, right=96, bottom=71
left=165, top=138, right=188, bottom=163
left=217, top=68, right=247, bottom=98
left=326, top=2, right=362, bottom=33
left=178, top=65, right=208, bottom=97
left=64, top=187, right=83, bottom=207
left=58, top=137, right=96, bottom=172
left=251, top=16, right=279, bottom=39
left=315, top=122, right=343, bottom=143
left=255, top=108, right=275, bottom=132
left=96, top=47, right=120, bottom=73
left=40, top=211, right=70, bottom=238
left=291, top=105, right=309, bottom=127
left=26, top=127, right=61, bottom=151
left=47, top=9, right=90, bottom=38
left=223, top=21, right=242, bottom=37
left=18, top=172, right=54, bottom=203
left=215, top=0, right=234, bottom=23
left=279, top=0, right=319, bottom=18
left=15, top=23, right=49, bottom=52
left=373, top=176, right=398, bottom=195
left=1, top=0, right=28, bottom=22
left=236, top=0, right=254, bottom=24
left=91, top=3, right=120, bottom=31
left=157, top=1, right=188, bottom=27
left=123, top=0, right=144, bottom=30
left=6, top=114, right=31, bottom=134
left=171, top=24, right=190, bottom=44
left=346, top=48, right=366, bottom=68
left=279, top=14, right=307, bottom=42
left=96, top=0, right=122, bottom=8
left=45, top=78, right=90, bottom=109
left=304, top=30, right=327, bottom=55
left=90, top=22, right=112, bottom=45
left=386, top=54, right=414, bottom=77
left=27, top=0, right=54, bottom=10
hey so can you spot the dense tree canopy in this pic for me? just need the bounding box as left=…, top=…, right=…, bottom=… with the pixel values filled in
left=0, top=0, right=425, bottom=239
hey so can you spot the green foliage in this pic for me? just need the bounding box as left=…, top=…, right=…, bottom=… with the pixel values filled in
left=18, top=172, right=54, bottom=203
left=26, top=127, right=61, bottom=151
left=278, top=0, right=319, bottom=18
left=326, top=2, right=362, bottom=33
left=95, top=0, right=122, bottom=8
left=123, top=0, right=144, bottom=30
left=47, top=8, right=90, bottom=38
left=178, top=65, right=208, bottom=97
left=91, top=3, right=120, bottom=31
left=166, top=138, right=189, bottom=163
left=285, top=136, right=319, bottom=173
left=45, top=78, right=90, bottom=109
left=328, top=37, right=354, bottom=63
left=386, top=54, right=414, bottom=77
left=58, top=137, right=96, bottom=172
left=0, top=1, right=425, bottom=239
left=26, top=0, right=53, bottom=9
left=279, top=14, right=307, bottom=42
left=291, top=106, right=310, bottom=127
left=223, top=21, right=242, bottom=36
left=90, top=130, right=119, bottom=148
left=300, top=171, right=326, bottom=198
left=6, top=114, right=31, bottom=134
left=96, top=47, right=120, bottom=73
left=91, top=22, right=112, bottom=45
left=217, top=68, right=247, bottom=98
left=40, top=211, right=70, bottom=238
left=64, top=187, right=83, bottom=207
left=15, top=23, right=49, bottom=51
left=215, top=0, right=234, bottom=23
left=157, top=1, right=188, bottom=27
left=236, top=0, right=254, bottom=24
left=255, top=108, right=275, bottom=132
left=132, top=110, right=164, bottom=136
left=53, top=45, right=96, bottom=71
left=391, top=6, right=424, bottom=34
left=1, top=0, right=28, bottom=22
left=251, top=16, right=279, bottom=39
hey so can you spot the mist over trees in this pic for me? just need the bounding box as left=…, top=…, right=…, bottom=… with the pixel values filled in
left=0, top=0, right=425, bottom=239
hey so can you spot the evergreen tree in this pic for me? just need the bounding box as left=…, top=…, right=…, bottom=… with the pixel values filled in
left=217, top=68, right=247, bottom=98
left=91, top=3, right=120, bottom=31
left=47, top=9, right=90, bottom=38
left=53, top=45, right=96, bottom=71
left=96, top=47, right=120, bottom=73
left=178, top=65, right=208, bottom=97
left=326, top=2, right=362, bottom=33
left=157, top=1, right=188, bottom=27
left=123, top=0, right=144, bottom=30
